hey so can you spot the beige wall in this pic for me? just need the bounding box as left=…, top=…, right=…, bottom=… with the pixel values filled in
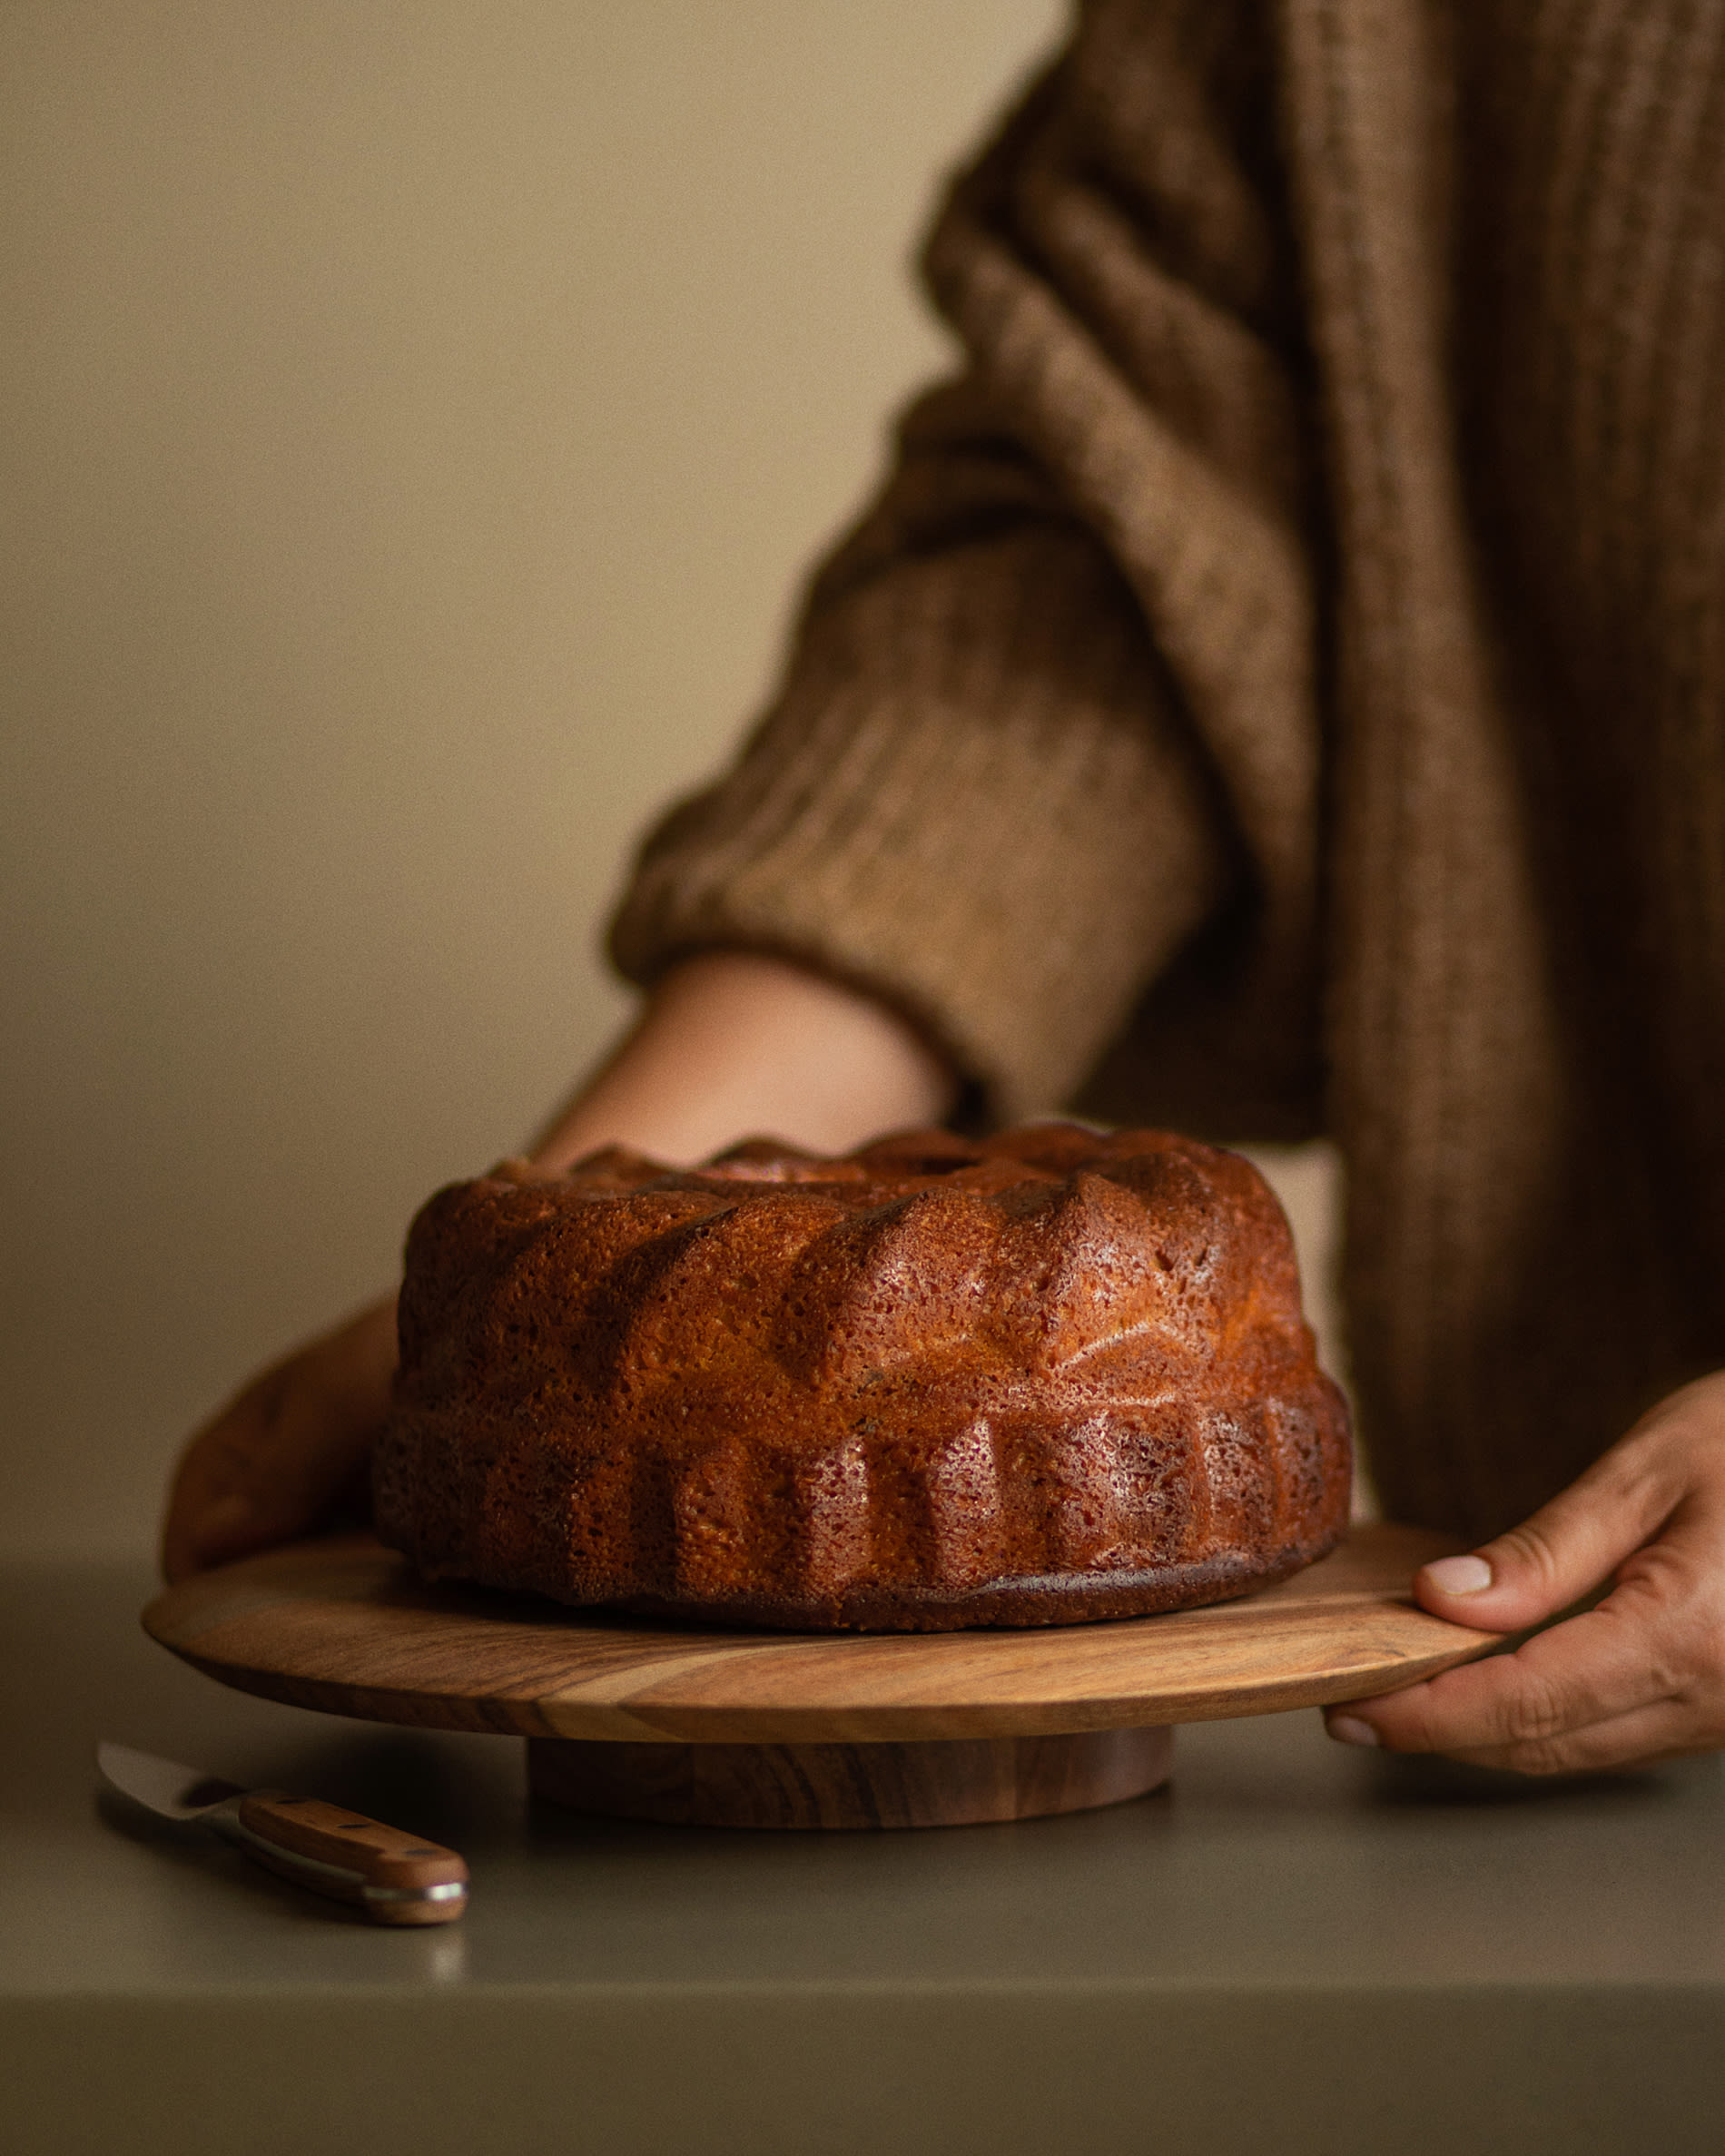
left=3, top=1, right=1345, bottom=1561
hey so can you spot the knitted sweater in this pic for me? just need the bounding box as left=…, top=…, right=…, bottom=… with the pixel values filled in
left=610, top=0, right=1725, bottom=1542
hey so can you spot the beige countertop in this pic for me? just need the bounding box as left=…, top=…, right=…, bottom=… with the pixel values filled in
left=5, top=1558, right=1723, bottom=2156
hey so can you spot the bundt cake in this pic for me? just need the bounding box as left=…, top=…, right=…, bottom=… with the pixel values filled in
left=372, top=1125, right=1351, bottom=1630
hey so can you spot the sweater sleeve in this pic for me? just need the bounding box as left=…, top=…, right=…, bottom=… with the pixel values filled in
left=608, top=0, right=1322, bottom=1125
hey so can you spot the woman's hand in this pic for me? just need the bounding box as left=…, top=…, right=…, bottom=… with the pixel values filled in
left=160, top=1295, right=399, bottom=1583
left=1326, top=1372, right=1725, bottom=1773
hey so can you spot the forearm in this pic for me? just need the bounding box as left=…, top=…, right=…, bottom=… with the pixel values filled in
left=527, top=950, right=958, bottom=1171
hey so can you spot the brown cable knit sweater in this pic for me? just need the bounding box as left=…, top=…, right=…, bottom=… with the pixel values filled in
left=610, top=0, right=1725, bottom=1543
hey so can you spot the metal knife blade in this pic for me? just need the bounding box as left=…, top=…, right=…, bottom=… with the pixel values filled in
left=98, top=1741, right=244, bottom=1821
left=97, top=1741, right=469, bottom=1925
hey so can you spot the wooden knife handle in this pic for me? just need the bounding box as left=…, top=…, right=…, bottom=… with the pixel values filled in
left=227, top=1791, right=468, bottom=1925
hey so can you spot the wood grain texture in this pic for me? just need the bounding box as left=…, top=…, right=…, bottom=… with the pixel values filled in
left=527, top=1728, right=1175, bottom=1829
left=142, top=1523, right=1499, bottom=1745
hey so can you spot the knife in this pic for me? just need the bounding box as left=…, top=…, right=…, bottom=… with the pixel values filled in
left=97, top=1741, right=469, bottom=1925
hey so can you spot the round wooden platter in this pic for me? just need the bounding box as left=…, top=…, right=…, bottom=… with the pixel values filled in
left=143, top=1524, right=1499, bottom=1831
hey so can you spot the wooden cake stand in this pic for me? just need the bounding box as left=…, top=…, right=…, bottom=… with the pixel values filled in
left=143, top=1523, right=1499, bottom=1831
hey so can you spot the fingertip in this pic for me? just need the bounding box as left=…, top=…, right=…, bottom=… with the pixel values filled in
left=1414, top=1549, right=1533, bottom=1627
left=1414, top=1541, right=1555, bottom=1630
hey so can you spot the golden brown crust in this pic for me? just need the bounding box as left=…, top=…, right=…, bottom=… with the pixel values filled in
left=373, top=1125, right=1351, bottom=1630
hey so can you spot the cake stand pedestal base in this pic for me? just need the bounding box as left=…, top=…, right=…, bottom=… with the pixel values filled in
left=526, top=1727, right=1175, bottom=1830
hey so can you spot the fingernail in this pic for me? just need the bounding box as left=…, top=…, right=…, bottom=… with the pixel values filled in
left=1423, top=1553, right=1493, bottom=1595
left=1326, top=1715, right=1380, bottom=1747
